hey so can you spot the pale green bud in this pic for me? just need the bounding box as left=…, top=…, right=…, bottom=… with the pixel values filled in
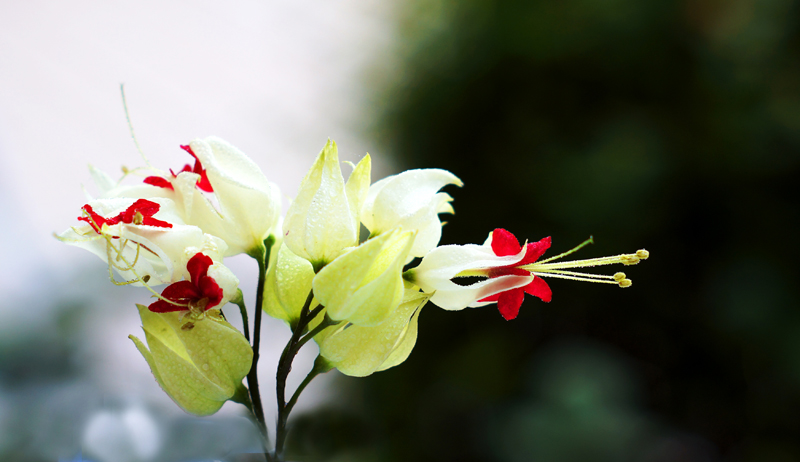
left=313, top=228, right=415, bottom=326
left=315, top=286, right=429, bottom=377
left=282, top=140, right=371, bottom=269
left=129, top=304, right=253, bottom=416
left=263, top=242, right=315, bottom=325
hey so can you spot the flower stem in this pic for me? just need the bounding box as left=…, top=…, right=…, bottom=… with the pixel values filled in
left=231, top=289, right=250, bottom=343
left=273, top=292, right=328, bottom=461
left=246, top=239, right=274, bottom=460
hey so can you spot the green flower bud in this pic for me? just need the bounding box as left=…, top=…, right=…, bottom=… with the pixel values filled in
left=129, top=304, right=253, bottom=416
left=313, top=228, right=415, bottom=326
left=315, top=286, right=429, bottom=377
left=282, top=140, right=371, bottom=270
left=263, top=242, right=315, bottom=325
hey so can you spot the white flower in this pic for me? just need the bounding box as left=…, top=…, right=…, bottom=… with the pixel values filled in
left=180, top=137, right=282, bottom=257
left=404, top=235, right=533, bottom=311
left=57, top=197, right=226, bottom=286
left=361, top=169, right=461, bottom=259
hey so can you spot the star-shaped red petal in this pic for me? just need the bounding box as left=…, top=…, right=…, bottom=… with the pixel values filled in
left=479, top=228, right=553, bottom=320
left=148, top=253, right=223, bottom=313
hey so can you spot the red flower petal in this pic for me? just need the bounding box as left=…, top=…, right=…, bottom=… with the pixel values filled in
left=524, top=276, right=552, bottom=303
left=160, top=280, right=202, bottom=303
left=479, top=293, right=501, bottom=303
left=148, top=298, right=188, bottom=313
left=117, top=199, right=161, bottom=223
left=195, top=172, right=214, bottom=193
left=143, top=176, right=174, bottom=190
left=197, top=276, right=224, bottom=309
left=519, top=236, right=552, bottom=266
left=140, top=216, right=173, bottom=228
left=78, top=204, right=114, bottom=233
left=491, top=228, right=522, bottom=256
left=187, top=253, right=213, bottom=285
left=180, top=144, right=198, bottom=161
left=497, top=288, right=525, bottom=320
left=180, top=144, right=214, bottom=192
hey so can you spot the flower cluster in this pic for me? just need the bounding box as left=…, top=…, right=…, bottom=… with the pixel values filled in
left=57, top=134, right=648, bottom=457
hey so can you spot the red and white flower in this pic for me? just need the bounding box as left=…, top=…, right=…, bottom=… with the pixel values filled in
left=57, top=197, right=227, bottom=287
left=148, top=252, right=238, bottom=318
left=407, top=228, right=648, bottom=320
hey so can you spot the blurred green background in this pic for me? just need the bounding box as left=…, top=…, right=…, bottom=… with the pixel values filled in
left=289, top=0, right=800, bottom=461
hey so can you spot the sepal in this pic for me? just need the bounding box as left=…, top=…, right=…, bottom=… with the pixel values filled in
left=129, top=304, right=253, bottom=416
left=313, top=228, right=415, bottom=326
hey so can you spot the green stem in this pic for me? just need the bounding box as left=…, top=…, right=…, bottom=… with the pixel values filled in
left=285, top=355, right=334, bottom=417
left=295, top=315, right=336, bottom=352
left=231, top=289, right=250, bottom=343
left=273, top=292, right=324, bottom=461
left=246, top=241, right=273, bottom=460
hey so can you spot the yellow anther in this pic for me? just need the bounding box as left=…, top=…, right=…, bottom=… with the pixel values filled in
left=122, top=165, right=130, bottom=174
left=622, top=255, right=640, bottom=266
left=133, top=211, right=144, bottom=225
left=142, top=275, right=150, bottom=283
left=181, top=321, right=195, bottom=331
left=515, top=237, right=647, bottom=290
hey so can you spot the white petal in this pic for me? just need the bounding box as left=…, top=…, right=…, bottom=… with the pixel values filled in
left=207, top=262, right=240, bottom=306
left=363, top=168, right=461, bottom=235
left=430, top=274, right=534, bottom=311
left=410, top=243, right=528, bottom=292
left=189, top=137, right=282, bottom=256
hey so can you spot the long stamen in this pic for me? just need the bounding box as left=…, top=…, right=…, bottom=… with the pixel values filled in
left=531, top=268, right=617, bottom=279
left=530, top=272, right=621, bottom=284
left=101, top=229, right=187, bottom=307
left=519, top=237, right=647, bottom=288
left=535, top=236, right=594, bottom=264
left=121, top=84, right=155, bottom=170
left=523, top=253, right=641, bottom=271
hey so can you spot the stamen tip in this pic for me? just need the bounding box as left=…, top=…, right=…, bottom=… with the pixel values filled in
left=613, top=272, right=626, bottom=281
left=636, top=249, right=650, bottom=260
left=622, top=255, right=640, bottom=266
left=619, top=279, right=632, bottom=288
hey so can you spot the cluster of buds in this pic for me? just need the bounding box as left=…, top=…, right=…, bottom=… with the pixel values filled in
left=57, top=135, right=649, bottom=415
